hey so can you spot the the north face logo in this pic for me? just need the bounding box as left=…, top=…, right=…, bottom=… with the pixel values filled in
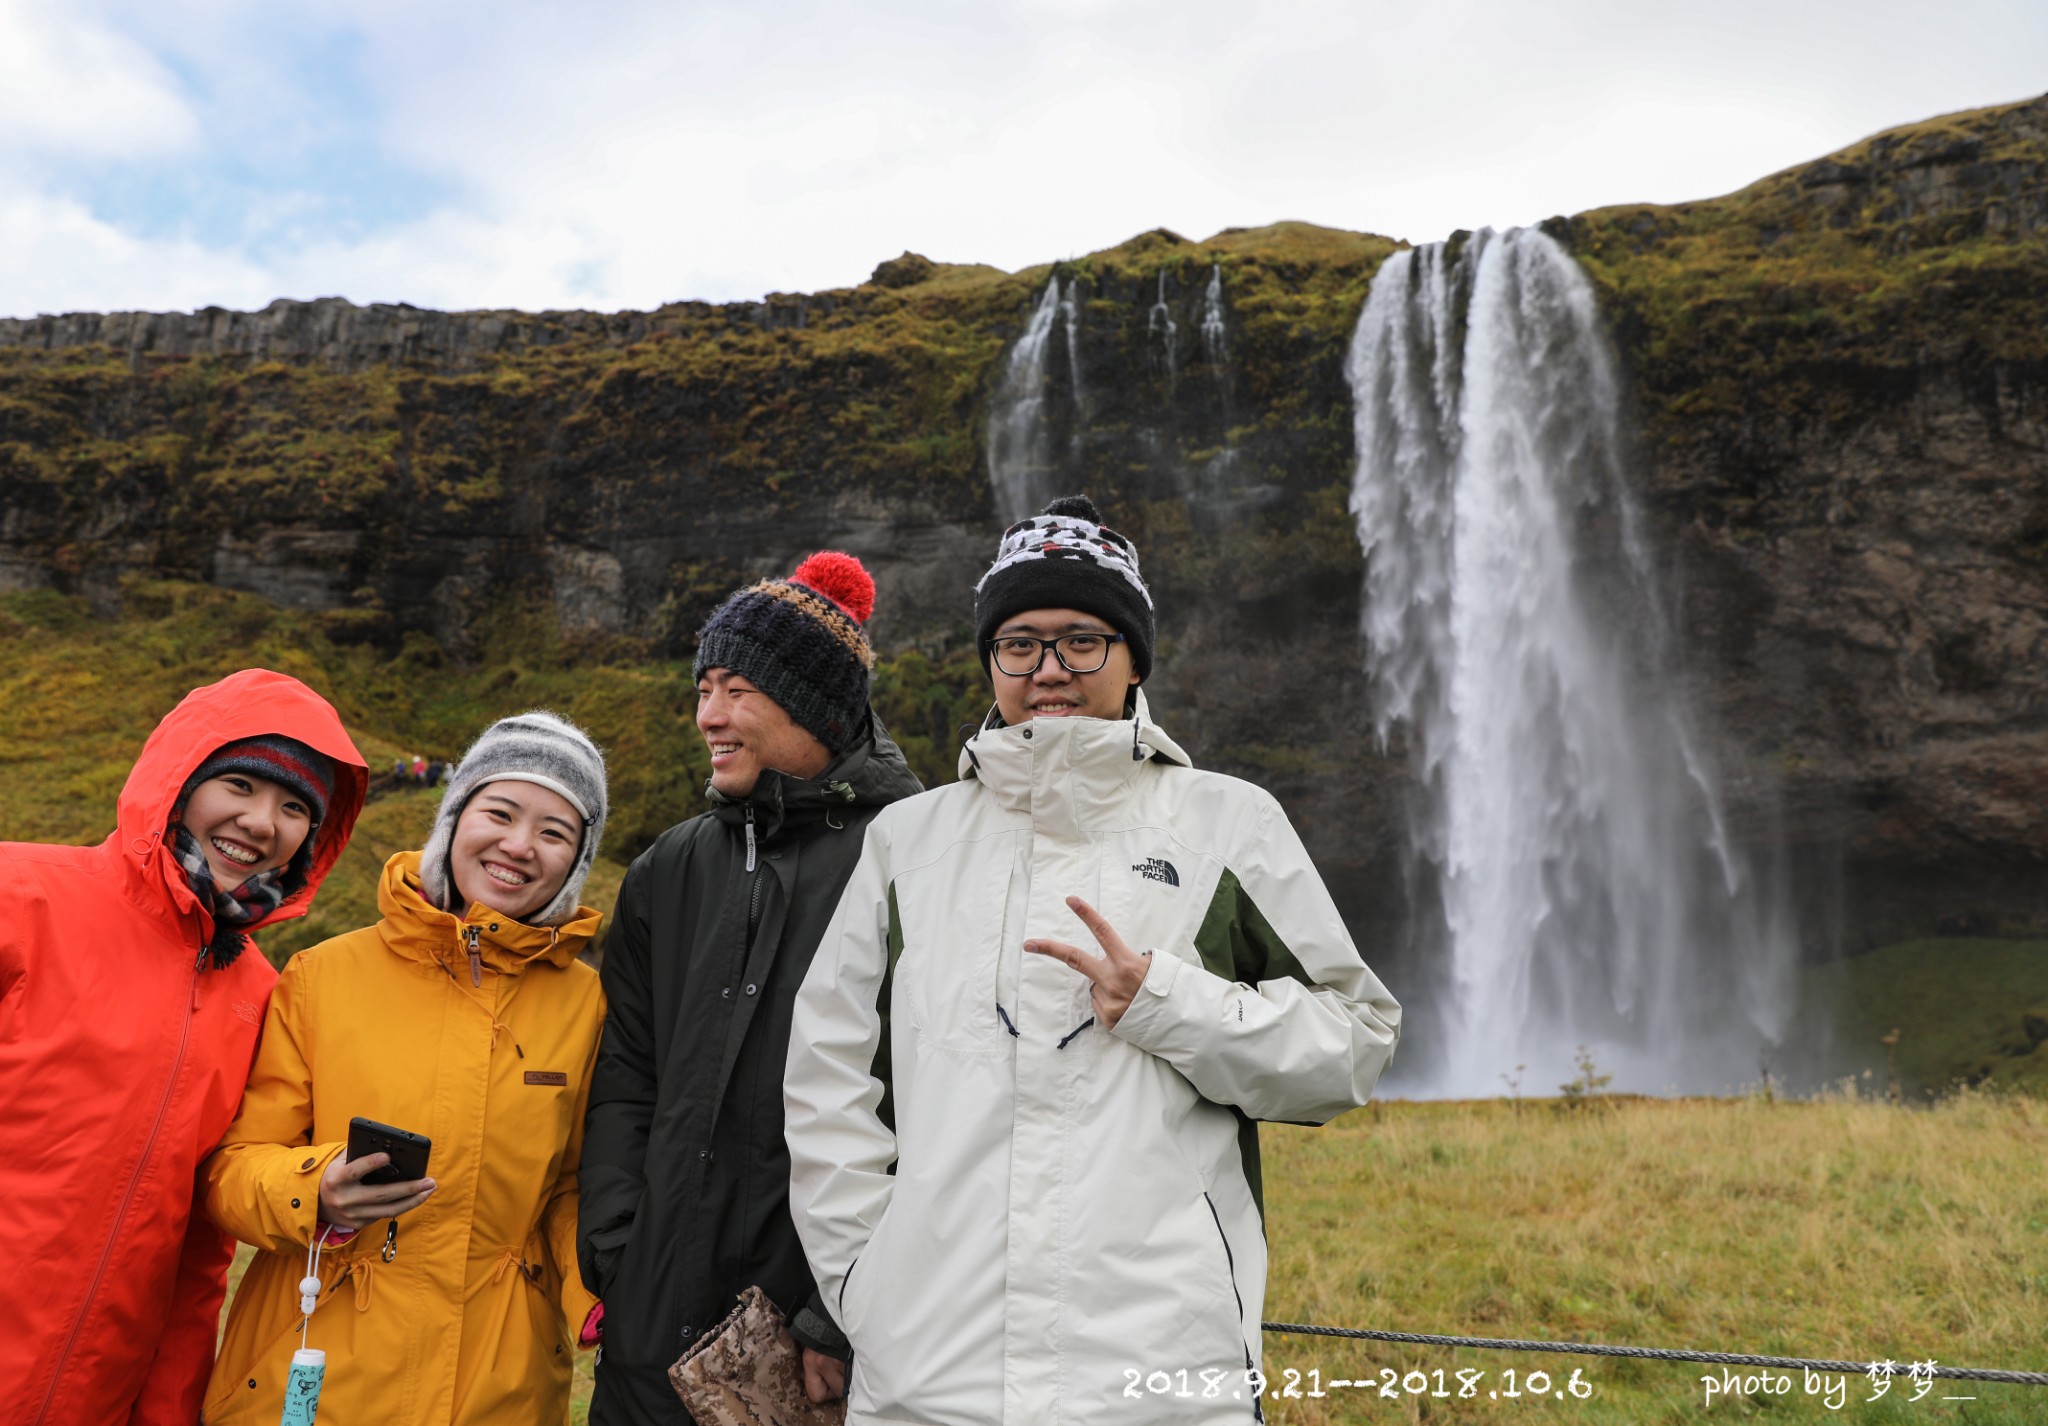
left=1132, top=857, right=1179, bottom=887
left=231, top=1000, right=263, bottom=1026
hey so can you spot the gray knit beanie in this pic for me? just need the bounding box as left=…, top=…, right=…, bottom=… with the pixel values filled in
left=420, top=711, right=609, bottom=926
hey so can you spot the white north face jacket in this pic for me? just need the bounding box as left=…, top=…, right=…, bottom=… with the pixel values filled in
left=785, top=698, right=1400, bottom=1426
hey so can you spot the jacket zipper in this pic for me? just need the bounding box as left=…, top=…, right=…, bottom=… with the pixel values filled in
left=744, top=805, right=764, bottom=950
left=31, top=944, right=204, bottom=1426
left=466, top=923, right=483, bottom=986
left=746, top=864, right=766, bottom=953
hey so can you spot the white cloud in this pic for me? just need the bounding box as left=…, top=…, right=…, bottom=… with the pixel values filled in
left=0, top=0, right=198, bottom=160
left=0, top=186, right=270, bottom=314
left=0, top=0, right=2043, bottom=317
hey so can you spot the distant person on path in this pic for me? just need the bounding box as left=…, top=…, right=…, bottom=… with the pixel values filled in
left=578, top=552, right=921, bottom=1423
left=784, top=496, right=1402, bottom=1425
left=0, top=669, right=367, bottom=1426
left=201, top=712, right=611, bottom=1425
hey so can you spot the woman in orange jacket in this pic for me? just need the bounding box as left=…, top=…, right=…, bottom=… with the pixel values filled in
left=0, top=668, right=368, bottom=1426
left=201, top=711, right=610, bottom=1425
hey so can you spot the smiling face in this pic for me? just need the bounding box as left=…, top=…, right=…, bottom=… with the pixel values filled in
left=988, top=607, right=1142, bottom=725
left=446, top=781, right=584, bottom=921
left=695, top=668, right=835, bottom=798
left=180, top=773, right=316, bottom=892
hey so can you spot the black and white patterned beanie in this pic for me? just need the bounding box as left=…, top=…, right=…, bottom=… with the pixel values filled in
left=974, top=495, right=1155, bottom=680
left=420, top=710, right=609, bottom=926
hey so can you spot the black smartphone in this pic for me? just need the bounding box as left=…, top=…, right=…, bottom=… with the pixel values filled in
left=346, top=1117, right=432, bottom=1186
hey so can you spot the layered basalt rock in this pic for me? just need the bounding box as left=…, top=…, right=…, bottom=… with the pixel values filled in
left=3, top=97, right=2044, bottom=967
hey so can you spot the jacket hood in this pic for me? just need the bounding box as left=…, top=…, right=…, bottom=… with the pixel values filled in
left=376, top=850, right=597, bottom=973
left=116, top=668, right=368, bottom=937
left=708, top=713, right=922, bottom=840
left=959, top=689, right=1190, bottom=833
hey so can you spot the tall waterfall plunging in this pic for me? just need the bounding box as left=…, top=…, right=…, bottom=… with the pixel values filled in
left=1346, top=228, right=1795, bottom=1096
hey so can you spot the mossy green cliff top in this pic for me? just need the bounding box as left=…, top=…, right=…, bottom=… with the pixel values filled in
left=3, top=95, right=2045, bottom=974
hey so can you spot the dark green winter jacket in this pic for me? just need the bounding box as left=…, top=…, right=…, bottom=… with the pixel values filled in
left=578, top=722, right=921, bottom=1425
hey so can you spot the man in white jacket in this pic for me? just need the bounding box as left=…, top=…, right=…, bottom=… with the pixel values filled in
left=785, top=495, right=1401, bottom=1426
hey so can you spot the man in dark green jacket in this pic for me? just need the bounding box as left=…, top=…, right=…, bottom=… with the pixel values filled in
left=579, top=552, right=921, bottom=1424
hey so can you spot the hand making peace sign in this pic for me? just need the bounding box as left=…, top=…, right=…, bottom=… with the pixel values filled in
left=1024, top=895, right=1154, bottom=1028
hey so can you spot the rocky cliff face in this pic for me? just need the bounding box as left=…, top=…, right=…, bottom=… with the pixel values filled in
left=1567, top=94, right=2048, bottom=943
left=3, top=99, right=2044, bottom=983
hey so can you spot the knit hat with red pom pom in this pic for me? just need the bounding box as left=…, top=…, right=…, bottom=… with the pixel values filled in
left=693, top=551, right=879, bottom=753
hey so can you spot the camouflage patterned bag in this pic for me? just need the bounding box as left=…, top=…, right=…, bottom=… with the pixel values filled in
left=667, top=1284, right=847, bottom=1426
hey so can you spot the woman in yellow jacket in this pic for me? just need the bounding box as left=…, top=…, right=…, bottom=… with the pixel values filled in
left=201, top=712, right=610, bottom=1425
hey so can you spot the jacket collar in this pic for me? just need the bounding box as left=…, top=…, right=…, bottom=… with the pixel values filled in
left=959, top=689, right=1190, bottom=836
left=374, top=850, right=597, bottom=975
left=706, top=715, right=922, bottom=844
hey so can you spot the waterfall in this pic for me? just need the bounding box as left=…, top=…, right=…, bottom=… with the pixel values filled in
left=1200, top=263, right=1228, bottom=370
left=1346, top=227, right=1794, bottom=1096
left=988, top=277, right=1072, bottom=523
left=1059, top=277, right=1086, bottom=421
left=1148, top=271, right=1178, bottom=385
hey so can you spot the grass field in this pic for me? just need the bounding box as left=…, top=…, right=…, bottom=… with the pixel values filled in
left=18, top=580, right=2046, bottom=1421
left=1258, top=1093, right=2046, bottom=1424
left=224, top=1092, right=2048, bottom=1424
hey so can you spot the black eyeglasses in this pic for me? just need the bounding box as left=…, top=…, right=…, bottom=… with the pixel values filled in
left=984, top=631, right=1126, bottom=677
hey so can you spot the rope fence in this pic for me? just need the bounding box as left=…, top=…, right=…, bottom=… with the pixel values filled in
left=1260, top=1322, right=2048, bottom=1387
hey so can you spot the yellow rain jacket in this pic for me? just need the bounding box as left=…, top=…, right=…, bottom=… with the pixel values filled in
left=200, top=850, right=604, bottom=1425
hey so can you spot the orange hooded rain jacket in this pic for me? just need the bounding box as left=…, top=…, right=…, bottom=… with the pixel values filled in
left=0, top=669, right=367, bottom=1426
left=200, top=849, right=603, bottom=1425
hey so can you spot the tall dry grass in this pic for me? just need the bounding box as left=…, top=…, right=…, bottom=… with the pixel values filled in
left=1258, top=1093, right=2048, bottom=1423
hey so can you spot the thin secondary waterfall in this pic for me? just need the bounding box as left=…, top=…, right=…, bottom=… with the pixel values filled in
left=985, top=263, right=1240, bottom=523
left=1200, top=263, right=1228, bottom=369
left=988, top=277, right=1072, bottom=523
left=1149, top=271, right=1178, bottom=385
left=1346, top=227, right=1794, bottom=1095
left=1059, top=277, right=1086, bottom=421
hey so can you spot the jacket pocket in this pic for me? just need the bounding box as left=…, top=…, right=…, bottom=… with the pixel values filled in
left=1203, top=1191, right=1263, bottom=1416
left=836, top=1193, right=898, bottom=1342
left=895, top=860, right=1007, bottom=1055
left=594, top=1204, right=672, bottom=1367
left=203, top=1287, right=320, bottom=1424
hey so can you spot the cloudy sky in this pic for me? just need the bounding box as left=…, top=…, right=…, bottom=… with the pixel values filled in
left=2, top=0, right=2042, bottom=318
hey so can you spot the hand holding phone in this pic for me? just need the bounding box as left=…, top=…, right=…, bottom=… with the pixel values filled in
left=320, top=1118, right=437, bottom=1231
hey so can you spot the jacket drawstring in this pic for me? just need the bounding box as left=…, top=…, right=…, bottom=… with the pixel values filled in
left=508, top=928, right=560, bottom=971
left=436, top=924, right=563, bottom=1057
left=492, top=1247, right=541, bottom=1286
left=435, top=954, right=515, bottom=1046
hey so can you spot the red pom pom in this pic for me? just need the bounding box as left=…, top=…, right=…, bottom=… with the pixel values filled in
left=791, top=550, right=876, bottom=624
